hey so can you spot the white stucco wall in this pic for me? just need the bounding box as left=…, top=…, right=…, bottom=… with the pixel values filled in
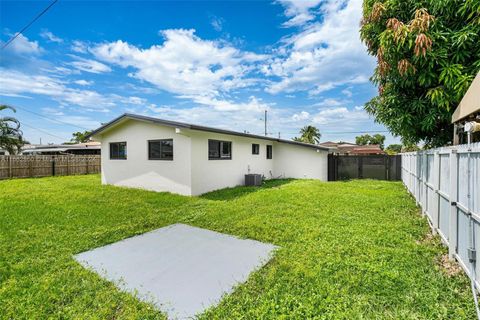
left=190, top=131, right=275, bottom=195
left=98, top=120, right=193, bottom=195
left=273, top=142, right=328, bottom=181
left=96, top=119, right=328, bottom=196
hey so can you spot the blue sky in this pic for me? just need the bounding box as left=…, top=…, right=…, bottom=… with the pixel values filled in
left=0, top=0, right=399, bottom=145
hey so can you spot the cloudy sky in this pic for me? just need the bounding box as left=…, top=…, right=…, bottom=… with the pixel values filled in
left=0, top=0, right=399, bottom=145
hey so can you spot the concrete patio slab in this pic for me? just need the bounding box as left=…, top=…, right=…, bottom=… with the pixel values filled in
left=74, top=223, right=276, bottom=319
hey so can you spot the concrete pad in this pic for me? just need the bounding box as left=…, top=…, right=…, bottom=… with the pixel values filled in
left=74, top=224, right=276, bottom=319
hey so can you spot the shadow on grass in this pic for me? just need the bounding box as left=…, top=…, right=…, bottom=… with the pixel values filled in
left=201, top=179, right=294, bottom=201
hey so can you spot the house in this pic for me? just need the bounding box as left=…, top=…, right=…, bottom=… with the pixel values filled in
left=87, top=113, right=329, bottom=196
left=452, top=72, right=480, bottom=144
left=21, top=142, right=101, bottom=155
left=319, top=141, right=385, bottom=155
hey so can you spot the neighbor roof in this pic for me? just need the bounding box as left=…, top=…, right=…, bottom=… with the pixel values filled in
left=87, top=113, right=330, bottom=150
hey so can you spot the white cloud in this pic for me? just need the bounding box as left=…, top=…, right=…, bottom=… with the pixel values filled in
left=71, top=40, right=88, bottom=53
left=74, top=79, right=93, bottom=86
left=91, top=29, right=271, bottom=115
left=42, top=107, right=64, bottom=116
left=143, top=102, right=269, bottom=134
left=186, top=95, right=272, bottom=112
left=41, top=107, right=101, bottom=129
left=56, top=115, right=100, bottom=129
left=277, top=0, right=323, bottom=27
left=312, top=106, right=368, bottom=125
left=265, top=0, right=375, bottom=95
left=0, top=69, right=114, bottom=110
left=47, top=66, right=78, bottom=75
left=92, top=29, right=266, bottom=98
left=121, top=96, right=147, bottom=105
left=40, top=30, right=63, bottom=43
left=69, top=55, right=111, bottom=74
left=341, top=88, right=352, bottom=97
left=0, top=69, right=159, bottom=112
left=210, top=16, right=224, bottom=32
left=2, top=34, right=42, bottom=54
left=292, top=111, right=310, bottom=121
left=314, top=97, right=349, bottom=107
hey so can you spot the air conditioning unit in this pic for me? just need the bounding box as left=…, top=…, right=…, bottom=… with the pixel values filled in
left=245, top=174, right=262, bottom=186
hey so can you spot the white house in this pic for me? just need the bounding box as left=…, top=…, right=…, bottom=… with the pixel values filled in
left=88, top=113, right=329, bottom=196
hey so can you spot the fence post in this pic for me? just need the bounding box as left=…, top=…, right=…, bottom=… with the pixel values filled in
left=29, top=156, right=33, bottom=178
left=66, top=156, right=70, bottom=175
left=385, top=155, right=389, bottom=180
left=334, top=156, right=338, bottom=180
left=420, top=152, right=426, bottom=215
left=415, top=151, right=423, bottom=205
left=8, top=156, right=12, bottom=178
left=51, top=157, right=55, bottom=176
left=449, top=149, right=458, bottom=259
left=358, top=156, right=363, bottom=179
left=86, top=156, right=89, bottom=174
left=431, top=151, right=440, bottom=233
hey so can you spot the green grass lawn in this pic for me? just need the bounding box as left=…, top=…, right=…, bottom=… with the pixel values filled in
left=0, top=175, right=474, bottom=319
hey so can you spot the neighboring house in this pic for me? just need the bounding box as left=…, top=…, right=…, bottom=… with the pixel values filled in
left=319, top=141, right=385, bottom=155
left=87, top=113, right=329, bottom=196
left=452, top=72, right=480, bottom=144
left=21, top=142, right=101, bottom=155
left=0, top=149, right=9, bottom=155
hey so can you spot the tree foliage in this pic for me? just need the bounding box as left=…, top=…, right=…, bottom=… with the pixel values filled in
left=293, top=125, right=321, bottom=144
left=68, top=130, right=93, bottom=144
left=360, top=0, right=480, bottom=147
left=385, top=143, right=402, bottom=154
left=0, top=105, right=24, bottom=154
left=355, top=133, right=386, bottom=149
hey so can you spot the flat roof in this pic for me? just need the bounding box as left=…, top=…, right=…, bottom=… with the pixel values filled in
left=87, top=113, right=330, bottom=151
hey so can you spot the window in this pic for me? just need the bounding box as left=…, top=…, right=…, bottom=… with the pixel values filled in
left=252, top=143, right=259, bottom=155
left=266, top=145, right=273, bottom=159
left=110, top=142, right=127, bottom=160
left=208, top=139, right=232, bottom=160
left=148, top=139, right=173, bottom=160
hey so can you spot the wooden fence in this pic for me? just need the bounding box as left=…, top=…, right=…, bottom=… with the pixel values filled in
left=401, top=142, right=480, bottom=290
left=0, top=155, right=101, bottom=179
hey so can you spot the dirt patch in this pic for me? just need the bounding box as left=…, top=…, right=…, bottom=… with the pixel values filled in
left=416, top=231, right=436, bottom=245
left=437, top=254, right=463, bottom=277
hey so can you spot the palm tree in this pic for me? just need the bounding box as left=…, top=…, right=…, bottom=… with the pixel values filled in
left=0, top=105, right=24, bottom=154
left=293, top=125, right=321, bottom=144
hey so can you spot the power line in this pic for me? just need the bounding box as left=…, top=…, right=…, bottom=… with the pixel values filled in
left=2, top=0, right=58, bottom=49
left=14, top=105, right=89, bottom=130
left=21, top=122, right=68, bottom=141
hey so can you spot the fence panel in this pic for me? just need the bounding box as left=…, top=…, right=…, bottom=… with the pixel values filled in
left=0, top=155, right=101, bottom=180
left=401, top=142, right=480, bottom=289
left=328, top=154, right=401, bottom=181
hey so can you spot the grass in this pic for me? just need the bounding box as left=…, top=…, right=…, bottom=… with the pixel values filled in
left=0, top=175, right=475, bottom=319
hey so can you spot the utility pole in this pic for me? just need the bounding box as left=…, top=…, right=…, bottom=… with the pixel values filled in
left=278, top=132, right=281, bottom=139
left=264, top=110, right=267, bottom=136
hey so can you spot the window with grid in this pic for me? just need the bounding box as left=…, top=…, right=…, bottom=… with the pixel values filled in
left=148, top=139, right=173, bottom=160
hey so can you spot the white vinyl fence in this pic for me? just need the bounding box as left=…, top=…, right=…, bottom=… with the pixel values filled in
left=401, top=142, right=480, bottom=288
